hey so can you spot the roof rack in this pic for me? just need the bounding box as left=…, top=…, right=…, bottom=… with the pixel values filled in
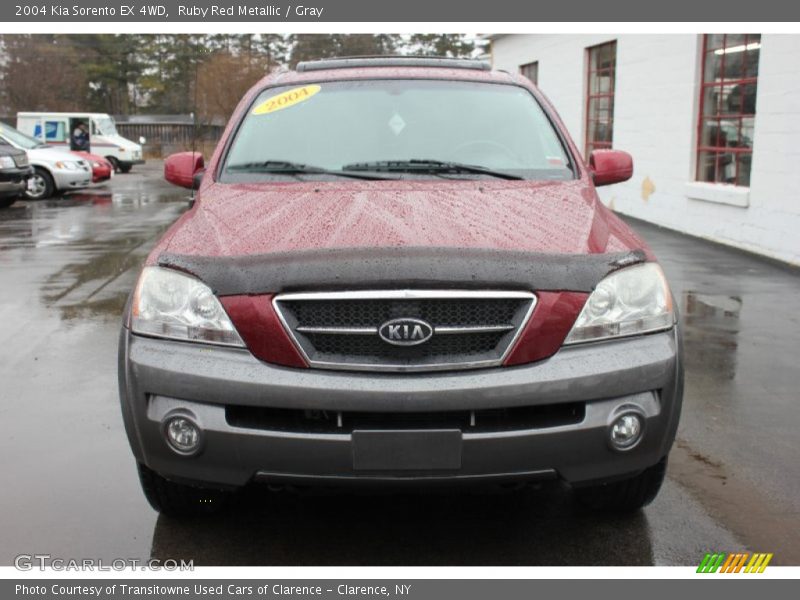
left=295, top=56, right=492, bottom=73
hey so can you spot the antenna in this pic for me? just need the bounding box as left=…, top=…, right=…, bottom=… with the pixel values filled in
left=189, top=53, right=200, bottom=205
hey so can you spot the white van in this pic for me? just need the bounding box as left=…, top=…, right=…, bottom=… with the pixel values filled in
left=16, top=112, right=145, bottom=173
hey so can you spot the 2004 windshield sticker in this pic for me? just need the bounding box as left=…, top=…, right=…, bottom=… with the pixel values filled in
left=252, top=85, right=322, bottom=115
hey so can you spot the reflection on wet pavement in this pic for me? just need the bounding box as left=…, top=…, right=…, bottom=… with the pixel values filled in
left=682, top=292, right=742, bottom=381
left=0, top=164, right=797, bottom=565
left=0, top=168, right=187, bottom=565
left=149, top=481, right=742, bottom=566
left=152, top=486, right=657, bottom=566
left=639, top=223, right=800, bottom=564
left=0, top=183, right=185, bottom=321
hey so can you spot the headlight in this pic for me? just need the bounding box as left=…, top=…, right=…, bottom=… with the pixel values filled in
left=92, top=161, right=101, bottom=168
left=131, top=266, right=244, bottom=347
left=0, top=156, right=15, bottom=169
left=564, top=263, right=674, bottom=344
left=55, top=160, right=80, bottom=170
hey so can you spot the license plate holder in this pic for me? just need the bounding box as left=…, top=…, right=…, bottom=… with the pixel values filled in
left=352, top=429, right=462, bottom=471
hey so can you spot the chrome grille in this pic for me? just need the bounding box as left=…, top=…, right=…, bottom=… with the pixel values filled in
left=274, top=290, right=536, bottom=372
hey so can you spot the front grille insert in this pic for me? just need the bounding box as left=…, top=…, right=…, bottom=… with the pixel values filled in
left=273, top=290, right=536, bottom=372
left=226, top=403, right=585, bottom=434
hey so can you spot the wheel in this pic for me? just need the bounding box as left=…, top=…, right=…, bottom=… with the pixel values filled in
left=120, top=164, right=132, bottom=174
left=106, top=156, right=122, bottom=174
left=26, top=167, right=55, bottom=200
left=0, top=196, right=17, bottom=208
left=573, top=457, right=667, bottom=513
left=137, top=463, right=230, bottom=517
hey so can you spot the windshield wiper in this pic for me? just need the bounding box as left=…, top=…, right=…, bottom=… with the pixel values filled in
left=341, top=159, right=524, bottom=180
left=225, top=160, right=396, bottom=181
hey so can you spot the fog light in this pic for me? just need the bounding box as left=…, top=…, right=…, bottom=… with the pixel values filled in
left=609, top=413, right=644, bottom=450
left=165, top=416, right=201, bottom=454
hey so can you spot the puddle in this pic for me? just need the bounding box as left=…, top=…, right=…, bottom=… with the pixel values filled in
left=681, top=291, right=742, bottom=381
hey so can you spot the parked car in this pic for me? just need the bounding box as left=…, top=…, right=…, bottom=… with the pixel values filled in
left=0, top=124, right=92, bottom=199
left=16, top=112, right=145, bottom=173
left=72, top=151, right=113, bottom=184
left=119, top=57, right=682, bottom=517
left=0, top=144, right=32, bottom=208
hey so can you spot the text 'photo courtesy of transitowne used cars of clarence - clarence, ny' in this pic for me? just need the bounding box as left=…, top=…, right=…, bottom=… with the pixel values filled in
left=118, top=56, right=682, bottom=517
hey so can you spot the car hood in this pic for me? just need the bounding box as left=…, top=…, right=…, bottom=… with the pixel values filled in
left=28, top=147, right=81, bottom=163
left=72, top=151, right=110, bottom=166
left=0, top=147, right=26, bottom=160
left=162, top=179, right=639, bottom=259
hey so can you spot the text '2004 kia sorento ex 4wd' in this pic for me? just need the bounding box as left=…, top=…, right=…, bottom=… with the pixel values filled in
left=119, top=57, right=682, bottom=517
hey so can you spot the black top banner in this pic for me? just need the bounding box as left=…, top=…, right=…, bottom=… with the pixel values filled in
left=3, top=0, right=800, bottom=22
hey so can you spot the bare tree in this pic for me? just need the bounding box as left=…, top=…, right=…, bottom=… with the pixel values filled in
left=0, top=35, right=88, bottom=114
left=196, top=51, right=276, bottom=124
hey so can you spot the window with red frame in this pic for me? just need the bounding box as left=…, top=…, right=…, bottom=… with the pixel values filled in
left=520, top=61, right=539, bottom=85
left=585, top=41, right=616, bottom=157
left=697, top=34, right=760, bottom=187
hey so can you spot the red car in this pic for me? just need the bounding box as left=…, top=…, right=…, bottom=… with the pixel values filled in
left=72, top=151, right=113, bottom=183
left=119, top=57, right=682, bottom=517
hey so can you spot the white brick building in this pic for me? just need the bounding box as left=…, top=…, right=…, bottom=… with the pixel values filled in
left=490, top=34, right=800, bottom=265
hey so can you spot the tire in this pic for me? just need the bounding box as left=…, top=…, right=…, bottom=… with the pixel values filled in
left=137, top=463, right=230, bottom=518
left=26, top=167, right=55, bottom=200
left=0, top=197, right=17, bottom=209
left=573, top=457, right=668, bottom=513
left=106, top=156, right=122, bottom=174
left=120, top=164, right=132, bottom=174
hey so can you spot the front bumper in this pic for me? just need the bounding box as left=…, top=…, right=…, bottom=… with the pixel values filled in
left=119, top=328, right=683, bottom=489
left=0, top=166, right=32, bottom=197
left=0, top=179, right=28, bottom=197
left=91, top=167, right=113, bottom=183
left=51, top=167, right=92, bottom=190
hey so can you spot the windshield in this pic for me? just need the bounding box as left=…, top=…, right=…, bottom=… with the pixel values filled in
left=95, top=117, right=118, bottom=136
left=221, top=79, right=573, bottom=181
left=0, top=123, right=44, bottom=150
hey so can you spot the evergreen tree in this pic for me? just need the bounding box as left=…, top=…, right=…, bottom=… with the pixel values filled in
left=289, top=34, right=403, bottom=66
left=69, top=35, right=147, bottom=114
left=0, top=33, right=484, bottom=119
left=408, top=34, right=486, bottom=57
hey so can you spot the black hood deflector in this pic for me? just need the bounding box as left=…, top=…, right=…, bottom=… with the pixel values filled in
left=157, top=247, right=647, bottom=295
left=158, top=247, right=647, bottom=296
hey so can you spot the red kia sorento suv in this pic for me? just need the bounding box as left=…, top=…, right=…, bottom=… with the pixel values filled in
left=119, top=57, right=682, bottom=517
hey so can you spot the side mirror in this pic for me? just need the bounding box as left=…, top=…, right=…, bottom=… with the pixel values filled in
left=589, top=149, right=633, bottom=187
left=139, top=136, right=147, bottom=145
left=164, top=152, right=204, bottom=189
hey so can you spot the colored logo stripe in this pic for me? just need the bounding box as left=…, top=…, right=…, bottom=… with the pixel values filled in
left=720, top=553, right=748, bottom=573
left=697, top=553, right=726, bottom=573
left=697, top=552, right=773, bottom=573
left=745, top=553, right=773, bottom=573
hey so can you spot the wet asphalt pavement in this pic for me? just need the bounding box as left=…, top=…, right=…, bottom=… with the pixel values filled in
left=0, top=163, right=798, bottom=566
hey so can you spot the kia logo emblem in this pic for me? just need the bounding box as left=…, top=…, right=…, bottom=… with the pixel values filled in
left=378, top=318, right=434, bottom=346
